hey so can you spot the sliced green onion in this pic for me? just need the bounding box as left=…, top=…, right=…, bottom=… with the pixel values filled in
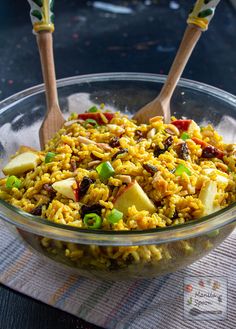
left=83, top=213, right=102, bottom=229
left=107, top=209, right=123, bottom=224
left=84, top=118, right=99, bottom=128
left=88, top=106, right=98, bottom=113
left=6, top=175, right=21, bottom=189
left=45, top=152, right=56, bottom=163
left=174, top=164, right=191, bottom=176
left=181, top=132, right=190, bottom=141
left=227, top=166, right=232, bottom=172
left=96, top=161, right=115, bottom=182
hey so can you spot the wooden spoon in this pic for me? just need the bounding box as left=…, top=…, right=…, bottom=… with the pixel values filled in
left=133, top=0, right=221, bottom=124
left=28, top=0, right=65, bottom=148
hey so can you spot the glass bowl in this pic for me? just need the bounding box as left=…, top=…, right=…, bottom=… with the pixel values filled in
left=0, top=73, right=236, bottom=281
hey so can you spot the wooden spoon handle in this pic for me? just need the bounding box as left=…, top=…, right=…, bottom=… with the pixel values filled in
left=28, top=0, right=57, bottom=111
left=158, top=25, right=201, bottom=102
left=36, top=31, right=59, bottom=110
left=158, top=0, right=221, bottom=103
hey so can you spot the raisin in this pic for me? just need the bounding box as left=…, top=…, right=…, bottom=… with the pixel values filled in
left=90, top=152, right=101, bottom=160
left=202, top=146, right=219, bottom=158
left=154, top=201, right=162, bottom=207
left=135, top=130, right=144, bottom=142
left=154, top=136, right=173, bottom=157
left=70, top=159, right=77, bottom=171
left=164, top=136, right=173, bottom=149
left=135, top=130, right=143, bottom=137
left=143, top=163, right=158, bottom=174
left=125, top=254, right=134, bottom=265
left=172, top=210, right=178, bottom=219
left=109, top=137, right=120, bottom=148
left=43, top=184, right=53, bottom=192
left=30, top=205, right=44, bottom=216
left=178, top=142, right=189, bottom=160
left=80, top=204, right=103, bottom=218
left=79, top=177, right=93, bottom=198
left=109, top=259, right=120, bottom=271
left=154, top=146, right=165, bottom=157
left=111, top=148, right=128, bottom=161
left=43, top=184, right=56, bottom=199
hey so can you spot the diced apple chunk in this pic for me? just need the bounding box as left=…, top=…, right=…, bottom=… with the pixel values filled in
left=52, top=178, right=78, bottom=201
left=202, top=168, right=228, bottom=186
left=187, top=120, right=200, bottom=135
left=2, top=152, right=39, bottom=176
left=114, top=181, right=156, bottom=215
left=199, top=180, right=220, bottom=215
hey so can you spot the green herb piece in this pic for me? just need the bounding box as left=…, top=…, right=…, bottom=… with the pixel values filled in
left=181, top=132, right=190, bottom=141
left=6, top=176, right=21, bottom=189
left=207, top=229, right=219, bottom=238
left=88, top=106, right=98, bottom=113
left=32, top=0, right=43, bottom=6
left=83, top=213, right=102, bottom=229
left=96, top=161, right=115, bottom=182
left=84, top=118, right=99, bottom=128
left=175, top=164, right=191, bottom=176
left=50, top=14, right=55, bottom=24
left=227, top=166, right=232, bottom=172
left=45, top=152, right=56, bottom=163
left=198, top=9, right=213, bottom=18
left=107, top=209, right=123, bottom=224
left=31, top=9, right=43, bottom=20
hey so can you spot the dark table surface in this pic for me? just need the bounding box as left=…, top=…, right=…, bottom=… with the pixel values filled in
left=0, top=1, right=235, bottom=328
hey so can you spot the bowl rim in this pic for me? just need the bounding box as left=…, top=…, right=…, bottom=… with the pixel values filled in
left=1, top=72, right=236, bottom=246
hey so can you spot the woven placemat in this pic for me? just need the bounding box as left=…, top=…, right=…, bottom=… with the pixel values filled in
left=0, top=220, right=235, bottom=329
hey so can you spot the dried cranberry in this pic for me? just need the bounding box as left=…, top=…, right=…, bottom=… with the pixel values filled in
left=202, top=146, right=219, bottom=158
left=79, top=177, right=93, bottom=198
left=80, top=204, right=103, bottom=218
left=109, top=137, right=120, bottom=148
left=143, top=163, right=158, bottom=174
left=177, top=142, right=189, bottom=160
left=111, top=148, right=128, bottom=161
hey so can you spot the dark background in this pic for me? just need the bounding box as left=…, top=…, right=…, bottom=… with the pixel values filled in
left=0, top=1, right=235, bottom=328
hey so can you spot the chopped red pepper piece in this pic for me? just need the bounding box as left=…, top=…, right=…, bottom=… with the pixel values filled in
left=192, top=137, right=224, bottom=159
left=171, top=119, right=192, bottom=131
left=78, top=112, right=115, bottom=125
left=192, top=137, right=208, bottom=148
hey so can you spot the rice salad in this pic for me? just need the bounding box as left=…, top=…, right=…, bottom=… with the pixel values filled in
left=1, top=105, right=236, bottom=272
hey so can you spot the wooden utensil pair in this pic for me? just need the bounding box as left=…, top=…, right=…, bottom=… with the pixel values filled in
left=28, top=0, right=221, bottom=147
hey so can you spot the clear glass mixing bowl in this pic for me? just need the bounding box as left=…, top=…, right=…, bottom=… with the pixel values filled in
left=0, top=73, right=236, bottom=280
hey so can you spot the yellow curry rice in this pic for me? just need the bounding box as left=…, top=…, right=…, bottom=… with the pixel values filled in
left=1, top=108, right=236, bottom=271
